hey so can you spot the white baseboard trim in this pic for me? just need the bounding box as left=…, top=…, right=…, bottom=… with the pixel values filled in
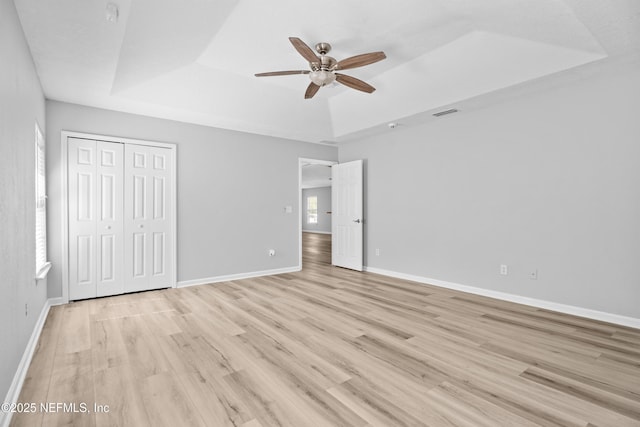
left=48, top=297, right=66, bottom=307
left=1, top=298, right=53, bottom=427
left=364, top=267, right=640, bottom=329
left=177, top=266, right=301, bottom=288
left=302, top=230, right=332, bottom=235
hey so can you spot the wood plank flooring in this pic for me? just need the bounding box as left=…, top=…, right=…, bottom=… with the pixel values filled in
left=11, top=232, right=640, bottom=426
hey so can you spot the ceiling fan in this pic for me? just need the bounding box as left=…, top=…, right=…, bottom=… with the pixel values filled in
left=255, top=37, right=386, bottom=99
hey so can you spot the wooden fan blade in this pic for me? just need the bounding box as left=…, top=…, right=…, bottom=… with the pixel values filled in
left=335, top=73, right=376, bottom=93
left=255, top=70, right=310, bottom=77
left=336, top=51, right=386, bottom=70
left=305, top=82, right=320, bottom=99
left=289, top=37, right=319, bottom=63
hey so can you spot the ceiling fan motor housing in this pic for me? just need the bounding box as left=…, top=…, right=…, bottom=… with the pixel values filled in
left=312, top=55, right=337, bottom=71
left=310, top=48, right=338, bottom=86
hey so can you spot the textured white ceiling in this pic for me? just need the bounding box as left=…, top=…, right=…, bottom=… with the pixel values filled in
left=13, top=0, right=640, bottom=143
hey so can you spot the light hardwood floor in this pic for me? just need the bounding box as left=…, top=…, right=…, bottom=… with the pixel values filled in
left=11, top=232, right=640, bottom=426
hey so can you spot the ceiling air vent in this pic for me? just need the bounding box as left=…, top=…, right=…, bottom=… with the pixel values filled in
left=433, top=108, right=458, bottom=117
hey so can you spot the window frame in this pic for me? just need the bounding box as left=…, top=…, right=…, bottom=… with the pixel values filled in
left=306, top=195, right=318, bottom=224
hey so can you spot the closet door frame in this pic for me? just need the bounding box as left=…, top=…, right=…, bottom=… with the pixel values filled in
left=61, top=130, right=177, bottom=304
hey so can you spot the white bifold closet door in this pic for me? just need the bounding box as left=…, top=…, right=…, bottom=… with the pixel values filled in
left=68, top=138, right=124, bottom=300
left=123, top=144, right=173, bottom=293
left=68, top=138, right=173, bottom=300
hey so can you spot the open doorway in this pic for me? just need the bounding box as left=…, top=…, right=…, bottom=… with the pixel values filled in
left=299, top=158, right=337, bottom=269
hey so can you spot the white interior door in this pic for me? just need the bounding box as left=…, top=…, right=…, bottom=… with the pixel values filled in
left=332, top=160, right=363, bottom=271
left=124, top=144, right=173, bottom=293
left=68, top=138, right=124, bottom=300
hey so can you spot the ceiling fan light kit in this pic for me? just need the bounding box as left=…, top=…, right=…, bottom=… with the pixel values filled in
left=309, top=70, right=336, bottom=86
left=255, top=37, right=386, bottom=99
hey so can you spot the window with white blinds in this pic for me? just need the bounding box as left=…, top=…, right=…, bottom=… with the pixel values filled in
left=35, top=123, right=48, bottom=276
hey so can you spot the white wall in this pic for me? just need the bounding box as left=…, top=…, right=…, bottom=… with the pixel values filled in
left=46, top=101, right=338, bottom=297
left=340, top=58, right=640, bottom=319
left=302, top=187, right=332, bottom=234
left=0, top=0, right=47, bottom=403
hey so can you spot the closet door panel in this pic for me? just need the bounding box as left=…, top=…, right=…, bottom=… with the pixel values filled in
left=69, top=139, right=125, bottom=300
left=148, top=149, right=172, bottom=289
left=124, top=144, right=173, bottom=293
left=96, top=141, right=124, bottom=297
left=124, top=146, right=149, bottom=292
left=68, top=138, right=98, bottom=300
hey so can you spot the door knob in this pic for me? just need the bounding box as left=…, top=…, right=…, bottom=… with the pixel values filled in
left=139, top=224, right=144, bottom=228
left=353, top=219, right=361, bottom=223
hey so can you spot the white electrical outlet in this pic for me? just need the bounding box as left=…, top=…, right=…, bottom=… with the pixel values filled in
left=529, top=269, right=538, bottom=280
left=500, top=265, right=508, bottom=275
left=375, top=248, right=380, bottom=256
left=268, top=249, right=276, bottom=257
